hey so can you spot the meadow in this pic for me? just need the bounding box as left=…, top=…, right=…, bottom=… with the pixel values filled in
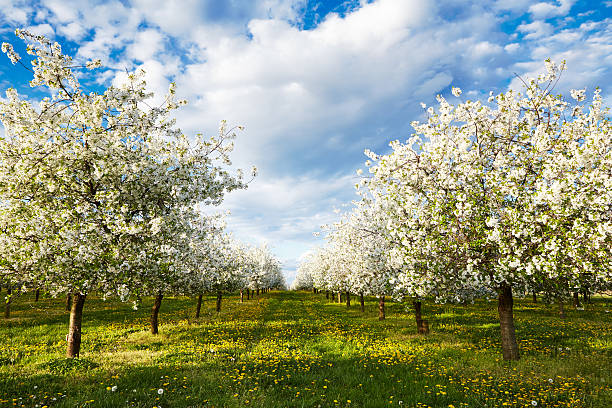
left=0, top=291, right=610, bottom=408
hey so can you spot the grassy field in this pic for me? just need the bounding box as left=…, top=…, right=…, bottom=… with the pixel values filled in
left=0, top=291, right=610, bottom=408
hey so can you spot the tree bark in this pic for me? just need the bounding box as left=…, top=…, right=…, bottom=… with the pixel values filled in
left=66, top=293, right=86, bottom=358
left=573, top=292, right=580, bottom=308
left=582, top=290, right=589, bottom=304
left=498, top=284, right=519, bottom=360
left=216, top=291, right=222, bottom=313
left=558, top=298, right=565, bottom=319
left=360, top=293, right=365, bottom=312
left=35, top=289, right=40, bottom=302
left=413, top=300, right=429, bottom=334
left=4, top=285, right=11, bottom=319
left=346, top=291, right=351, bottom=308
left=326, top=291, right=329, bottom=300
left=195, top=294, right=203, bottom=318
left=240, top=289, right=244, bottom=303
left=378, top=296, right=385, bottom=321
left=532, top=292, right=537, bottom=303
left=337, top=292, right=341, bottom=303
left=256, top=288, right=259, bottom=297
left=150, top=292, right=163, bottom=335
left=66, top=294, right=72, bottom=311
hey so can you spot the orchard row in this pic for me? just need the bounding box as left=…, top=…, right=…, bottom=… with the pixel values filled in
left=294, top=60, right=611, bottom=361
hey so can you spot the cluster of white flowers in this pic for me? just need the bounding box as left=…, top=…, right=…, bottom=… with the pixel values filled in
left=0, top=42, right=19, bottom=64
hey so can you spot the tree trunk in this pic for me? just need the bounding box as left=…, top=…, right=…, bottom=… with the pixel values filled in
left=66, top=293, right=86, bottom=358
left=582, top=290, right=589, bottom=304
left=573, top=292, right=580, bottom=308
left=558, top=298, right=565, bottom=319
left=378, top=296, right=385, bottom=321
left=4, top=285, right=11, bottom=319
left=240, top=289, right=244, bottom=303
left=413, top=300, right=429, bottom=334
left=256, top=288, right=259, bottom=297
left=337, top=292, right=341, bottom=303
left=326, top=291, right=329, bottom=300
left=532, top=292, right=537, bottom=303
left=216, top=292, right=222, bottom=313
left=346, top=291, right=351, bottom=308
left=66, top=294, right=72, bottom=311
left=498, top=284, right=519, bottom=360
left=150, top=292, right=163, bottom=335
left=195, top=294, right=203, bottom=318
left=360, top=293, right=365, bottom=312
left=35, top=289, right=40, bottom=302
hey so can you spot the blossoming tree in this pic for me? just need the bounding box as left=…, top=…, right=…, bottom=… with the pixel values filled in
left=0, top=30, right=252, bottom=357
left=365, top=61, right=611, bottom=360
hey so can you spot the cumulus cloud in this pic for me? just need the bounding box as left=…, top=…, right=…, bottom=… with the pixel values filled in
left=57, top=21, right=86, bottom=41
left=0, top=0, right=31, bottom=26
left=529, top=0, right=576, bottom=19
left=517, top=20, right=554, bottom=39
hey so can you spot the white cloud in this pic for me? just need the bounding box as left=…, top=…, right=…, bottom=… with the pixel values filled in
left=471, top=41, right=503, bottom=58
left=44, top=0, right=80, bottom=23
left=517, top=20, right=554, bottom=39
left=0, top=0, right=31, bottom=25
left=504, top=43, right=520, bottom=53
left=57, top=21, right=86, bottom=40
left=126, top=29, right=166, bottom=62
left=529, top=0, right=575, bottom=19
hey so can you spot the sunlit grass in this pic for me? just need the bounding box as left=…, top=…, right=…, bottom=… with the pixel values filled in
left=0, top=291, right=610, bottom=407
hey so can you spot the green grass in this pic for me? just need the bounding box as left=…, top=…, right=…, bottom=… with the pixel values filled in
left=0, top=291, right=610, bottom=407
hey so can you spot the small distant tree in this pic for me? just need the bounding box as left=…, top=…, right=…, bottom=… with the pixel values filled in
left=245, top=244, right=284, bottom=295
left=292, top=262, right=314, bottom=291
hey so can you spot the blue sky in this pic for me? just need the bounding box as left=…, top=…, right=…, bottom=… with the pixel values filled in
left=1, top=0, right=611, bottom=284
